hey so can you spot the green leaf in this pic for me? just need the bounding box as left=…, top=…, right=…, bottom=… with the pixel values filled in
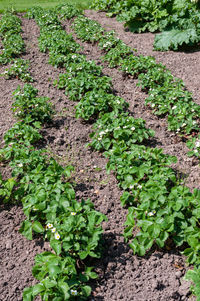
left=79, top=250, right=89, bottom=260
left=57, top=281, right=70, bottom=300
left=148, top=224, right=161, bottom=238
left=20, top=220, right=33, bottom=240
left=82, top=285, right=91, bottom=297
left=32, top=221, right=44, bottom=233
left=23, top=287, right=33, bottom=301
left=32, top=283, right=45, bottom=296
left=154, top=28, right=199, bottom=51
left=48, top=264, right=61, bottom=276
left=188, top=236, right=199, bottom=249
left=185, top=269, right=198, bottom=283
left=50, top=239, right=62, bottom=255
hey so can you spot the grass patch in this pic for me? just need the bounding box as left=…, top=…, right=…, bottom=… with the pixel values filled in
left=0, top=0, right=91, bottom=12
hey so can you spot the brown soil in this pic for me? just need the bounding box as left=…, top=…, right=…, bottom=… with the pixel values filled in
left=0, top=11, right=199, bottom=301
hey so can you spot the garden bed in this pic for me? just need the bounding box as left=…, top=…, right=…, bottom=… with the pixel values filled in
left=0, top=9, right=200, bottom=301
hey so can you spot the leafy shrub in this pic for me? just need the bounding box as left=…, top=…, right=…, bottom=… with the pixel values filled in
left=91, top=0, right=200, bottom=51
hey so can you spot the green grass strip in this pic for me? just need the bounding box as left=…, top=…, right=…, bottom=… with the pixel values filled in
left=0, top=0, right=91, bottom=13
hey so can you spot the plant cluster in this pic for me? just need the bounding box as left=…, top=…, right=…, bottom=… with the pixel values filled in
left=55, top=68, right=112, bottom=101
left=73, top=16, right=104, bottom=43
left=72, top=15, right=200, bottom=159
left=30, top=6, right=200, bottom=299
left=75, top=90, right=128, bottom=120
left=88, top=112, right=154, bottom=150
left=0, top=12, right=25, bottom=64
left=56, top=3, right=83, bottom=20
left=90, top=0, right=200, bottom=51
left=12, top=84, right=53, bottom=123
left=1, top=59, right=33, bottom=82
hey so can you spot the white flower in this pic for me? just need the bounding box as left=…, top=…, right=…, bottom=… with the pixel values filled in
left=193, top=121, right=197, bottom=125
left=99, top=131, right=105, bottom=136
left=191, top=109, right=195, bottom=112
left=71, top=290, right=77, bottom=296
left=123, top=126, right=127, bottom=129
left=195, top=141, right=200, bottom=148
left=131, top=127, right=135, bottom=131
left=151, top=104, right=155, bottom=108
left=98, top=137, right=102, bottom=141
left=51, top=227, right=56, bottom=233
left=71, top=212, right=76, bottom=216
left=148, top=211, right=156, bottom=217
left=18, top=163, right=23, bottom=167
left=55, top=232, right=60, bottom=240
left=138, top=185, right=142, bottom=189
left=130, top=185, right=134, bottom=189
left=172, top=106, right=177, bottom=110
left=47, top=223, right=53, bottom=229
left=194, top=149, right=198, bottom=153
left=181, top=123, right=186, bottom=127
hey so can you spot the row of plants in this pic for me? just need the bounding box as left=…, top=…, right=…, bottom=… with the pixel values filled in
left=1, top=83, right=105, bottom=301
left=90, top=0, right=200, bottom=51
left=0, top=10, right=106, bottom=301
left=0, top=11, right=33, bottom=82
left=0, top=12, right=25, bottom=64
left=28, top=5, right=200, bottom=299
left=0, top=11, right=33, bottom=196
left=71, top=15, right=200, bottom=160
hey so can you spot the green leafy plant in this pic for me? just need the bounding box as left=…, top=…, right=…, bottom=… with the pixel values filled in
left=0, top=175, right=17, bottom=203
left=23, top=252, right=96, bottom=301
left=185, top=265, right=200, bottom=300
left=75, top=89, right=128, bottom=120
left=0, top=12, right=25, bottom=64
left=73, top=16, right=104, bottom=43
left=1, top=59, right=33, bottom=82
left=55, top=71, right=112, bottom=101
left=12, top=84, right=54, bottom=123
left=187, top=135, right=200, bottom=158
left=90, top=0, right=200, bottom=51
left=88, top=111, right=155, bottom=151
left=56, top=3, right=83, bottom=20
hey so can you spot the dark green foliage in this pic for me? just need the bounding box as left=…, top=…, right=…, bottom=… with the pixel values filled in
left=91, top=0, right=200, bottom=51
